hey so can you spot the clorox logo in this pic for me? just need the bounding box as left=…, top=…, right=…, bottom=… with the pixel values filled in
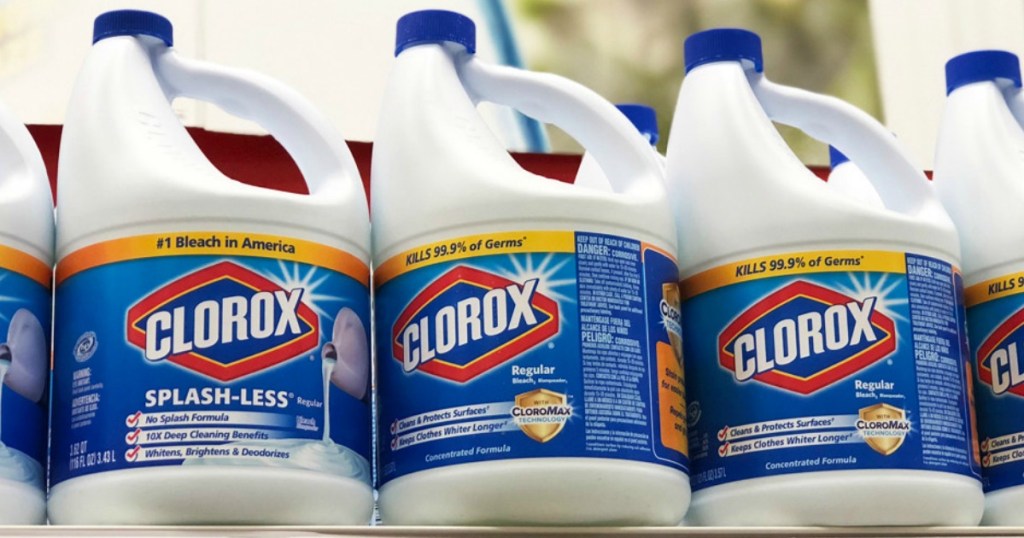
left=977, top=309, right=1024, bottom=397
left=127, top=261, right=319, bottom=382
left=393, top=266, right=559, bottom=382
left=718, top=281, right=895, bottom=394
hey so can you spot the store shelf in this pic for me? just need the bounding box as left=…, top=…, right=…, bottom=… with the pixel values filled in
left=0, top=527, right=1021, bottom=537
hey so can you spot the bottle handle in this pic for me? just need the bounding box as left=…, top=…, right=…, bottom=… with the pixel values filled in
left=750, top=74, right=931, bottom=215
left=456, top=56, right=663, bottom=196
left=0, top=101, right=48, bottom=200
left=155, top=50, right=357, bottom=197
left=1001, top=86, right=1024, bottom=131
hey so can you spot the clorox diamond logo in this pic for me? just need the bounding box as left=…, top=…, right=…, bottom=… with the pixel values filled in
left=393, top=266, right=559, bottom=383
left=977, top=309, right=1024, bottom=397
left=127, top=261, right=319, bottom=382
left=718, top=281, right=895, bottom=395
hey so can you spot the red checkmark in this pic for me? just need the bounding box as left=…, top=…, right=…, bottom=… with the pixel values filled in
left=718, top=442, right=730, bottom=457
left=125, top=445, right=141, bottom=462
left=390, top=420, right=397, bottom=434
left=125, top=428, right=142, bottom=445
left=981, top=438, right=989, bottom=452
left=125, top=411, right=142, bottom=428
left=718, top=426, right=729, bottom=441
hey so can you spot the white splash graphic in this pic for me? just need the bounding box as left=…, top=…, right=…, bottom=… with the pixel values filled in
left=183, top=297, right=371, bottom=484
left=0, top=310, right=45, bottom=489
left=322, top=355, right=336, bottom=443
left=836, top=273, right=909, bottom=323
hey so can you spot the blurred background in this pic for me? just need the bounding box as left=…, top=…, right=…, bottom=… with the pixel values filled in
left=512, top=0, right=879, bottom=165
left=0, top=0, right=1017, bottom=168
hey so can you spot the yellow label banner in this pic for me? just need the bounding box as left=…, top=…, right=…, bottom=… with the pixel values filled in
left=56, top=232, right=368, bottom=285
left=375, top=231, right=576, bottom=286
left=681, top=250, right=908, bottom=299
left=965, top=272, right=1024, bottom=307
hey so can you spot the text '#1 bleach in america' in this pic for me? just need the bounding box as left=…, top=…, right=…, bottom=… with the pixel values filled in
left=575, top=104, right=662, bottom=191
left=372, top=10, right=689, bottom=526
left=667, top=28, right=983, bottom=526
left=48, top=10, right=372, bottom=524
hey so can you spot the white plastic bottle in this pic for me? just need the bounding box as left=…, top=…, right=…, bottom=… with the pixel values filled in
left=934, top=49, right=1024, bottom=526
left=667, top=28, right=983, bottom=526
left=827, top=146, right=884, bottom=207
left=575, top=104, right=662, bottom=191
left=373, top=10, right=689, bottom=525
left=0, top=75, right=54, bottom=526
left=49, top=10, right=373, bottom=524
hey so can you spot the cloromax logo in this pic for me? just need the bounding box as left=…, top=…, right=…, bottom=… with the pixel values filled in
left=393, top=266, right=559, bottom=382
left=718, top=281, right=896, bottom=394
left=126, top=261, right=319, bottom=382
left=977, top=309, right=1024, bottom=396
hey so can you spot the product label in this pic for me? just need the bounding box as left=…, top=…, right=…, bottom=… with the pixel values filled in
left=0, top=246, right=50, bottom=492
left=965, top=270, right=1024, bottom=492
left=375, top=231, right=688, bottom=483
left=682, top=251, right=980, bottom=490
left=51, top=232, right=371, bottom=486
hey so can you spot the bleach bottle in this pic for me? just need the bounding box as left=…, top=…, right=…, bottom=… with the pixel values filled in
left=576, top=104, right=661, bottom=191
left=373, top=10, right=690, bottom=525
left=667, top=28, right=983, bottom=525
left=827, top=146, right=884, bottom=207
left=0, top=78, right=54, bottom=525
left=934, top=50, right=1024, bottom=526
left=49, top=10, right=373, bottom=524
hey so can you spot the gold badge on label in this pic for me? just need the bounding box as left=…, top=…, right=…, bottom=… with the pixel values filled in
left=513, top=388, right=570, bottom=443
left=858, top=403, right=908, bottom=456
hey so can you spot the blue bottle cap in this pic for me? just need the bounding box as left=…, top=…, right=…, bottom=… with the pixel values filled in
left=945, top=50, right=1021, bottom=95
left=829, top=146, right=849, bottom=168
left=93, top=10, right=173, bottom=46
left=395, top=10, right=476, bottom=57
left=616, top=104, right=659, bottom=145
left=684, top=28, right=763, bottom=74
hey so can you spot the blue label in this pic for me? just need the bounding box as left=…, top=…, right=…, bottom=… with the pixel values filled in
left=966, top=270, right=1024, bottom=492
left=0, top=258, right=49, bottom=493
left=682, top=251, right=980, bottom=490
left=375, top=231, right=688, bottom=484
left=51, top=232, right=371, bottom=486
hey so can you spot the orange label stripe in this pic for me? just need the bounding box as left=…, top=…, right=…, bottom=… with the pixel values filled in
left=0, top=244, right=51, bottom=288
left=642, top=242, right=677, bottom=264
left=56, top=232, right=368, bottom=285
